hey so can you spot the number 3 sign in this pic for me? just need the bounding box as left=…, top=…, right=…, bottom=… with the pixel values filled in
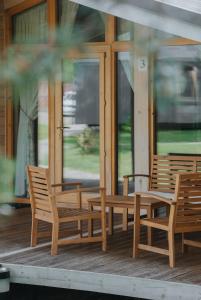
left=138, top=57, right=148, bottom=71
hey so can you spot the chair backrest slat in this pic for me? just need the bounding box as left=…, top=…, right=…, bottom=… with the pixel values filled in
left=150, top=155, right=201, bottom=193
left=27, top=165, right=54, bottom=215
left=175, top=173, right=201, bottom=225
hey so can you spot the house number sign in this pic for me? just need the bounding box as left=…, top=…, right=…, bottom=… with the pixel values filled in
left=138, top=57, right=148, bottom=71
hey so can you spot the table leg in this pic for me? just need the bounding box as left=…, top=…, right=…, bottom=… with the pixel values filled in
left=147, top=207, right=152, bottom=245
left=108, top=207, right=113, bottom=235
left=122, top=208, right=128, bottom=231
left=88, top=203, right=93, bottom=237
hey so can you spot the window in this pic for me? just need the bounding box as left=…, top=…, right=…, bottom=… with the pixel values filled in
left=155, top=45, right=201, bottom=155
left=116, top=18, right=134, bottom=41
left=116, top=52, right=134, bottom=193
left=12, top=3, right=48, bottom=43
left=14, top=80, right=48, bottom=197
left=58, top=0, right=105, bottom=42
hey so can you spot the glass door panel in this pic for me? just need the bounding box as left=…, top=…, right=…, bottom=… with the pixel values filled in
left=116, top=52, right=134, bottom=194
left=62, top=58, right=101, bottom=187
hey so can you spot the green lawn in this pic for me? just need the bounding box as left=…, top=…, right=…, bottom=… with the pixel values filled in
left=39, top=126, right=201, bottom=176
left=63, top=130, right=133, bottom=177
left=157, top=129, right=201, bottom=155
left=38, top=124, right=48, bottom=140
left=63, top=135, right=100, bottom=174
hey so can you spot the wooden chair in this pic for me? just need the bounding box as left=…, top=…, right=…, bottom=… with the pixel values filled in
left=133, top=172, right=201, bottom=267
left=27, top=165, right=106, bottom=255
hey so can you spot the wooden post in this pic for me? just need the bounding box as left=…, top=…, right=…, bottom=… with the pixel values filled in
left=134, top=25, right=150, bottom=193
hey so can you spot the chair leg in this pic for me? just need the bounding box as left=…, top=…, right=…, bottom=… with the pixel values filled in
left=108, top=207, right=113, bottom=235
left=31, top=217, right=38, bottom=247
left=78, top=220, right=81, bottom=231
left=168, top=230, right=175, bottom=268
left=122, top=208, right=128, bottom=231
left=133, top=195, right=141, bottom=258
left=181, top=233, right=188, bottom=254
left=88, top=203, right=93, bottom=237
left=147, top=207, right=152, bottom=246
left=102, top=210, right=107, bottom=252
left=51, top=222, right=59, bottom=256
left=79, top=220, right=83, bottom=238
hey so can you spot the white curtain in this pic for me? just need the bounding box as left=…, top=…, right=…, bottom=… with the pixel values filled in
left=14, top=3, right=47, bottom=43
left=15, top=81, right=38, bottom=196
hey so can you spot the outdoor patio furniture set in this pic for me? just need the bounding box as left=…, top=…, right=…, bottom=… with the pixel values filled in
left=27, top=155, right=201, bottom=268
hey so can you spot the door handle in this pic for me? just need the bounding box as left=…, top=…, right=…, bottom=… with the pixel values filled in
left=57, top=126, right=70, bottom=130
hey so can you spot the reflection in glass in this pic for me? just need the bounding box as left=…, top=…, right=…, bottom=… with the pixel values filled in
left=117, top=52, right=134, bottom=193
left=116, top=18, right=134, bottom=41
left=155, top=45, right=201, bottom=155
left=58, top=0, right=105, bottom=42
left=62, top=59, right=100, bottom=186
left=12, top=3, right=48, bottom=43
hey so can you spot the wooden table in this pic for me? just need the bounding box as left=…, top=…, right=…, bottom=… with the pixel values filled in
left=88, top=195, right=167, bottom=245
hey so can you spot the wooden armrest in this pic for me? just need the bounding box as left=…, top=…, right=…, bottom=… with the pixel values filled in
left=135, top=192, right=176, bottom=206
left=51, top=182, right=82, bottom=188
left=123, top=174, right=150, bottom=179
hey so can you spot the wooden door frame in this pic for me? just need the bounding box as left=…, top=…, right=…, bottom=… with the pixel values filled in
left=54, top=45, right=111, bottom=192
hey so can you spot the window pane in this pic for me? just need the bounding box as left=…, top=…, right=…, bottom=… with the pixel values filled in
left=12, top=3, right=48, bottom=43
left=116, top=18, right=134, bottom=41
left=117, top=52, right=134, bottom=193
left=155, top=45, right=201, bottom=155
left=38, top=81, right=48, bottom=167
left=58, top=0, right=105, bottom=42
left=62, top=59, right=100, bottom=186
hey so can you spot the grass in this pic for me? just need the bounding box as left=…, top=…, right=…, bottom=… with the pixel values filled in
left=157, top=129, right=201, bottom=155
left=63, top=135, right=100, bottom=174
left=38, top=124, right=48, bottom=140
left=38, top=125, right=201, bottom=176
left=63, top=129, right=133, bottom=177
left=158, top=129, right=201, bottom=143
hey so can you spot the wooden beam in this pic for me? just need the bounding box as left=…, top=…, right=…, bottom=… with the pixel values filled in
left=5, top=0, right=44, bottom=15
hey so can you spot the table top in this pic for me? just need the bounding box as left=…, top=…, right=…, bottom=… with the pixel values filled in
left=88, top=194, right=166, bottom=208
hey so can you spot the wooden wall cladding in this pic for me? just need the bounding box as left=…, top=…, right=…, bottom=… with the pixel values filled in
left=0, top=4, right=6, bottom=156
left=4, top=0, right=24, bottom=10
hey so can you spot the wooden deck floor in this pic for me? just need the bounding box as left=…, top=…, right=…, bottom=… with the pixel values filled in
left=0, top=208, right=201, bottom=300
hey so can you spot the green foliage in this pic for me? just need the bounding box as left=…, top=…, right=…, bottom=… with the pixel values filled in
left=77, top=128, right=98, bottom=154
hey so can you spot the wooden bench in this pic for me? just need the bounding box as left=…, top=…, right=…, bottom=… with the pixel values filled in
left=122, top=154, right=201, bottom=229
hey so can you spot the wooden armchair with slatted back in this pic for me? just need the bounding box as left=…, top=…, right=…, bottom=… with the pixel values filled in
left=133, top=172, right=201, bottom=268
left=27, top=165, right=107, bottom=255
left=122, top=155, right=201, bottom=230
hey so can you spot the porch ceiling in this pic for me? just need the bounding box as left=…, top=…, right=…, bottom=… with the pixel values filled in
left=70, top=0, right=201, bottom=42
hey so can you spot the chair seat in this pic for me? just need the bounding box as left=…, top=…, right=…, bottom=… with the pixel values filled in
left=58, top=207, right=101, bottom=222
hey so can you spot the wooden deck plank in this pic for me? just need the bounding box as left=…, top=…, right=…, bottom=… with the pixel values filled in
left=0, top=208, right=201, bottom=299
